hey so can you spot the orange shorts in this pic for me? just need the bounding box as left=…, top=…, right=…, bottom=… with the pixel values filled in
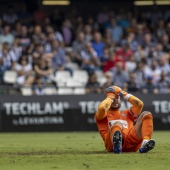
left=104, top=126, right=142, bottom=152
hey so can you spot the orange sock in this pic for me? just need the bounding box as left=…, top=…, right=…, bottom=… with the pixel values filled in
left=110, top=125, right=122, bottom=143
left=141, top=114, right=153, bottom=140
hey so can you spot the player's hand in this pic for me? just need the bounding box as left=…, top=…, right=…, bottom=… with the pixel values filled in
left=105, top=86, right=122, bottom=96
left=119, top=90, right=128, bottom=98
left=105, top=92, right=116, bottom=99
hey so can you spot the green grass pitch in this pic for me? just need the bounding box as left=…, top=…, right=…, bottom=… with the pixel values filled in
left=0, top=131, right=169, bottom=170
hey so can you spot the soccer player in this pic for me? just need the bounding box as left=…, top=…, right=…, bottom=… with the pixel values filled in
left=94, top=86, right=155, bottom=153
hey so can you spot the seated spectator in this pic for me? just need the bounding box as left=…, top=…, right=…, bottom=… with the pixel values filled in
left=86, top=72, right=101, bottom=94
left=51, top=41, right=72, bottom=75
left=32, top=75, right=45, bottom=95
left=17, top=25, right=31, bottom=50
left=72, top=31, right=86, bottom=65
left=142, top=75, right=158, bottom=94
left=133, top=59, right=147, bottom=87
left=116, top=41, right=133, bottom=61
left=158, top=54, right=170, bottom=74
left=61, top=19, right=73, bottom=46
left=127, top=73, right=140, bottom=93
left=102, top=71, right=113, bottom=92
left=111, top=61, right=129, bottom=89
left=34, top=59, right=53, bottom=84
left=0, top=25, right=14, bottom=45
left=91, top=32, right=105, bottom=59
left=0, top=43, right=16, bottom=82
left=103, top=49, right=124, bottom=72
left=145, top=60, right=161, bottom=84
left=32, top=25, right=46, bottom=45
left=13, top=55, right=33, bottom=85
left=157, top=72, right=170, bottom=94
left=125, top=55, right=137, bottom=73
left=107, top=18, right=123, bottom=45
left=2, top=5, right=18, bottom=25
left=161, top=34, right=170, bottom=53
left=80, top=42, right=101, bottom=72
left=84, top=24, right=93, bottom=42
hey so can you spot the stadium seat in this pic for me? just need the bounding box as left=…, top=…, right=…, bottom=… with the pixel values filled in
left=21, top=87, right=33, bottom=96
left=95, top=70, right=105, bottom=80
left=65, top=79, right=84, bottom=87
left=74, top=87, right=86, bottom=94
left=58, top=88, right=74, bottom=95
left=65, top=62, right=80, bottom=70
left=72, top=70, right=89, bottom=85
left=54, top=71, right=72, bottom=87
left=44, top=87, right=57, bottom=95
left=3, top=70, right=17, bottom=84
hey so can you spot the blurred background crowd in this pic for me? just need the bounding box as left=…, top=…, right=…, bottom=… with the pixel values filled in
left=0, top=0, right=170, bottom=95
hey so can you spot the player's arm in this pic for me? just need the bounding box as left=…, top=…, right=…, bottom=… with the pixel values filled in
left=96, top=86, right=121, bottom=120
left=120, top=91, right=144, bottom=118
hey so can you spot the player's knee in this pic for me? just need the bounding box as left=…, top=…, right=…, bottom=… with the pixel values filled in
left=141, top=111, right=153, bottom=119
left=111, top=122, right=123, bottom=129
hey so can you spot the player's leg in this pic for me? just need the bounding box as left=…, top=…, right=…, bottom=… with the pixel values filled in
left=134, top=111, right=155, bottom=153
left=109, top=122, right=123, bottom=154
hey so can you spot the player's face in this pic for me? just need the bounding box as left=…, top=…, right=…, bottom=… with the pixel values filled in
left=110, top=96, right=121, bottom=110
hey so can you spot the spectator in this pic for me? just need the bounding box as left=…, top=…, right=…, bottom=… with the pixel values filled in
left=62, top=19, right=73, bottom=46
left=111, top=62, right=129, bottom=89
left=103, top=49, right=124, bottom=72
left=2, top=5, right=18, bottom=25
left=146, top=60, right=161, bottom=84
left=86, top=72, right=101, bottom=94
left=80, top=42, right=101, bottom=72
left=142, top=76, right=158, bottom=94
left=84, top=25, right=93, bottom=42
left=32, top=75, right=45, bottom=95
left=108, top=18, right=123, bottom=45
left=161, top=34, right=170, bottom=53
left=158, top=54, right=170, bottom=74
left=127, top=73, right=140, bottom=93
left=0, top=25, right=14, bottom=45
left=13, top=55, right=33, bottom=85
left=157, top=71, right=170, bottom=94
left=91, top=32, right=105, bottom=59
left=34, top=59, right=53, bottom=84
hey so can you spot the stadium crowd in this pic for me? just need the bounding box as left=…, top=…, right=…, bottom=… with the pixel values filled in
left=0, top=4, right=170, bottom=95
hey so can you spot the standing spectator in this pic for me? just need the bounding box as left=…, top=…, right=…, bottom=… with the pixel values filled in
left=0, top=25, right=14, bottom=45
left=156, top=19, right=166, bottom=40
left=91, top=32, right=105, bottom=59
